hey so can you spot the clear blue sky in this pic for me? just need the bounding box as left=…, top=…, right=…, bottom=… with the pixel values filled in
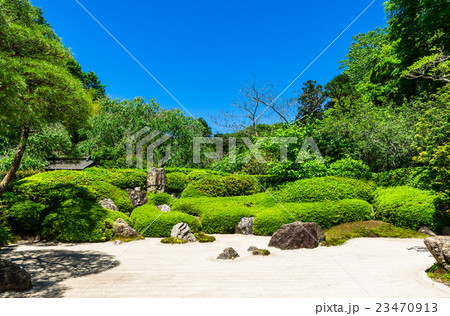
left=31, top=0, right=387, bottom=132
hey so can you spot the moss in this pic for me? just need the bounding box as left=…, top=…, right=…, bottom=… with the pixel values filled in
left=111, top=234, right=145, bottom=242
left=426, top=263, right=450, bottom=287
left=161, top=237, right=187, bottom=244
left=252, top=249, right=270, bottom=256
left=323, top=220, right=427, bottom=246
left=194, top=232, right=216, bottom=242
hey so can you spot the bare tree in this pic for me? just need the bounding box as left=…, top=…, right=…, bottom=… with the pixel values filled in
left=212, top=78, right=293, bottom=135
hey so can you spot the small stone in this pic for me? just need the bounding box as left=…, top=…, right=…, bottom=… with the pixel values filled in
left=125, top=187, right=148, bottom=208
left=235, top=217, right=254, bottom=235
left=217, top=247, right=239, bottom=260
left=113, top=240, right=123, bottom=245
left=418, top=226, right=436, bottom=236
left=157, top=204, right=171, bottom=212
left=248, top=246, right=258, bottom=252
left=99, top=198, right=119, bottom=211
left=170, top=223, right=196, bottom=242
left=113, top=218, right=138, bottom=237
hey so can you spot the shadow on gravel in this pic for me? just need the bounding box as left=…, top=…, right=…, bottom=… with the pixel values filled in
left=0, top=246, right=119, bottom=298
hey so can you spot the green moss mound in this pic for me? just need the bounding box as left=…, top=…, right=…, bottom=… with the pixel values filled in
left=161, top=237, right=187, bottom=244
left=373, top=186, right=441, bottom=231
left=194, top=232, right=216, bottom=242
left=166, top=172, right=189, bottom=195
left=252, top=249, right=270, bottom=256
left=40, top=198, right=131, bottom=243
left=426, top=263, right=450, bottom=286
left=130, top=204, right=201, bottom=237
left=272, top=176, right=376, bottom=203
left=323, top=220, right=428, bottom=246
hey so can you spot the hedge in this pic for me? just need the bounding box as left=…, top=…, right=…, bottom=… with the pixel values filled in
left=373, top=186, right=440, bottom=231
left=131, top=204, right=201, bottom=237
left=40, top=198, right=131, bottom=242
left=147, top=192, right=175, bottom=206
left=272, top=176, right=376, bottom=203
left=166, top=172, right=189, bottom=194
left=181, top=174, right=261, bottom=198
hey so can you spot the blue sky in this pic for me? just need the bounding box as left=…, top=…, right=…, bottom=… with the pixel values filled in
left=31, top=0, right=387, bottom=132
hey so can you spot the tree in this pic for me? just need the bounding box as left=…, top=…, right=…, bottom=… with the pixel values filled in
left=324, top=73, right=357, bottom=108
left=295, top=80, right=327, bottom=121
left=0, top=0, right=92, bottom=197
left=402, top=48, right=450, bottom=84
left=66, top=59, right=106, bottom=100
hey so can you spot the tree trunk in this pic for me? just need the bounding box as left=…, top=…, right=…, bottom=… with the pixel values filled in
left=0, top=126, right=30, bottom=197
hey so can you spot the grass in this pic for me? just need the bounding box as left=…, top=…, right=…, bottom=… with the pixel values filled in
left=323, top=220, right=428, bottom=246
left=160, top=237, right=187, bottom=244
left=426, top=263, right=450, bottom=287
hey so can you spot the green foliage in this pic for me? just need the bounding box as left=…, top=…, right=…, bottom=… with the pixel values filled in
left=252, top=249, right=270, bottom=256
left=272, top=176, right=376, bottom=203
left=296, top=80, right=327, bottom=120
left=201, top=208, right=254, bottom=234
left=194, top=232, right=216, bottom=243
left=40, top=198, right=129, bottom=242
left=166, top=172, right=189, bottom=194
left=0, top=200, right=11, bottom=246
left=251, top=209, right=294, bottom=236
left=160, top=237, right=187, bottom=244
left=130, top=204, right=201, bottom=237
left=374, top=186, right=441, bottom=230
left=182, top=174, right=261, bottom=198
left=147, top=193, right=174, bottom=206
left=373, top=167, right=434, bottom=190
left=8, top=200, right=47, bottom=235
left=327, top=157, right=372, bottom=180
left=323, top=220, right=427, bottom=246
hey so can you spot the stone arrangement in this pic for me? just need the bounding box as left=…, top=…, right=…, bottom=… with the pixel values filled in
left=99, top=198, right=119, bottom=212
left=146, top=167, right=167, bottom=193
left=170, top=223, right=196, bottom=242
left=217, top=247, right=239, bottom=260
left=156, top=204, right=171, bottom=212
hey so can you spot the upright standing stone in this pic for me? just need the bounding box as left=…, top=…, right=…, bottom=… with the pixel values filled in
left=146, top=167, right=167, bottom=193
left=424, top=236, right=450, bottom=271
left=126, top=187, right=148, bottom=208
left=235, top=217, right=254, bottom=235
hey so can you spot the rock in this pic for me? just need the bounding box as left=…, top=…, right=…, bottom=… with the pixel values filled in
left=0, top=260, right=32, bottom=292
left=268, top=222, right=325, bottom=250
left=125, top=187, right=148, bottom=208
left=424, top=236, right=450, bottom=271
left=248, top=246, right=258, bottom=252
left=156, top=204, right=171, bottom=212
left=418, top=226, right=436, bottom=236
left=442, top=227, right=450, bottom=236
left=113, top=218, right=138, bottom=237
left=146, top=167, right=167, bottom=193
left=113, top=240, right=123, bottom=245
left=217, top=247, right=239, bottom=260
left=170, top=223, right=196, bottom=242
left=235, top=217, right=254, bottom=235
left=252, top=249, right=270, bottom=256
left=99, top=198, right=119, bottom=211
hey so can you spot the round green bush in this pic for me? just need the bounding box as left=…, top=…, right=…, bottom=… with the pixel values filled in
left=171, top=199, right=204, bottom=216
left=272, top=176, right=376, bottom=203
left=166, top=172, right=189, bottom=194
left=327, top=157, right=372, bottom=180
left=40, top=198, right=130, bottom=242
left=147, top=193, right=175, bottom=206
left=201, top=208, right=254, bottom=234
left=86, top=181, right=133, bottom=213
left=374, top=186, right=440, bottom=231
left=8, top=200, right=48, bottom=235
left=252, top=209, right=294, bottom=236
left=131, top=204, right=201, bottom=237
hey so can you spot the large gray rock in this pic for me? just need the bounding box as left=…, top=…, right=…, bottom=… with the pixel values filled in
left=418, top=226, right=436, bottom=236
left=170, top=223, right=196, bottom=242
left=99, top=198, right=119, bottom=212
left=424, top=236, right=450, bottom=271
left=0, top=260, right=32, bottom=292
left=126, top=187, right=148, bottom=208
left=147, top=167, right=167, bottom=193
left=217, top=247, right=239, bottom=260
left=235, top=217, right=254, bottom=235
left=157, top=204, right=171, bottom=212
left=269, top=222, right=325, bottom=250
left=113, top=218, right=138, bottom=238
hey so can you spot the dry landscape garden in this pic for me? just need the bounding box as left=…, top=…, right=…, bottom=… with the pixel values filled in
left=0, top=0, right=450, bottom=297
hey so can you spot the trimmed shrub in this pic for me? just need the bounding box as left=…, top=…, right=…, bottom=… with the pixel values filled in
left=201, top=208, right=254, bottom=234
left=373, top=167, right=434, bottom=191
left=182, top=174, right=260, bottom=198
left=272, top=176, right=376, bottom=203
left=131, top=204, right=201, bottom=237
left=147, top=193, right=175, bottom=206
left=252, top=208, right=295, bottom=236
left=40, top=198, right=130, bottom=242
left=166, top=172, right=189, bottom=194
left=86, top=181, right=133, bottom=213
left=8, top=200, right=48, bottom=235
left=83, top=167, right=147, bottom=189
left=373, top=186, right=441, bottom=231
left=327, top=157, right=372, bottom=180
